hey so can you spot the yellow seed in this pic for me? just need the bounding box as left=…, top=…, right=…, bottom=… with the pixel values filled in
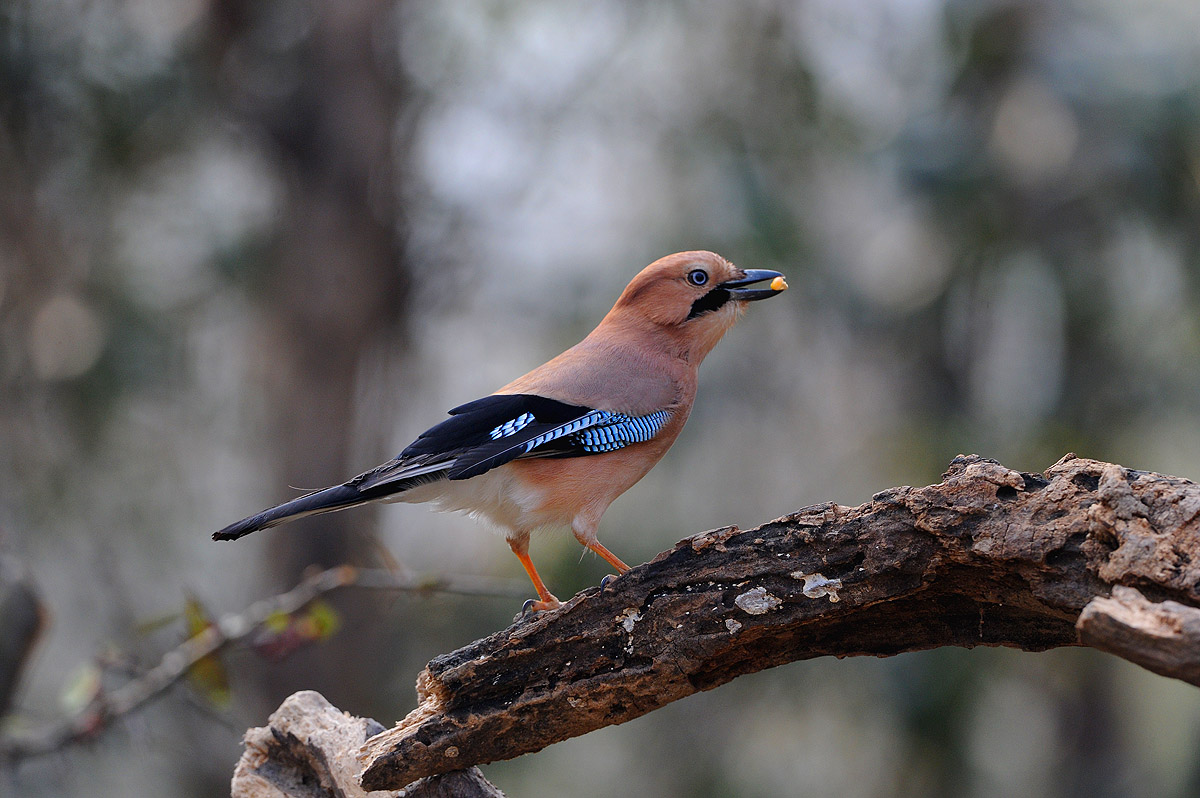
left=771, top=276, right=788, bottom=291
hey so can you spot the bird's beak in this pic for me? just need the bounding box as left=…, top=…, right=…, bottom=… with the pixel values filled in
left=719, top=269, right=789, bottom=301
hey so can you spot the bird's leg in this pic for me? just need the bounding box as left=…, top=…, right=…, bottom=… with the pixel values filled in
left=572, top=520, right=630, bottom=582
left=508, top=536, right=561, bottom=612
left=585, top=539, right=631, bottom=573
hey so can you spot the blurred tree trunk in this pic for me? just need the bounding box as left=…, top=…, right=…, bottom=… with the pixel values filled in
left=204, top=0, right=413, bottom=707
left=0, top=557, right=42, bottom=719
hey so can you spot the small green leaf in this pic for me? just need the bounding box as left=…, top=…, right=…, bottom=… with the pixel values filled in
left=183, top=596, right=230, bottom=707
left=302, top=600, right=340, bottom=642
left=263, top=609, right=291, bottom=633
left=183, top=595, right=212, bottom=637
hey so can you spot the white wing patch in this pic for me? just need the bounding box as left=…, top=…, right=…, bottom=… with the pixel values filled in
left=488, top=412, right=535, bottom=440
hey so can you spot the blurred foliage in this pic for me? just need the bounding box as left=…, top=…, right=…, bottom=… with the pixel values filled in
left=3, top=0, right=1200, bottom=796
left=252, top=598, right=340, bottom=662
left=184, top=595, right=231, bottom=708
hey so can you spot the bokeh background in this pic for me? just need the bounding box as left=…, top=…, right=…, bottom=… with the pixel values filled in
left=4, top=0, right=1200, bottom=795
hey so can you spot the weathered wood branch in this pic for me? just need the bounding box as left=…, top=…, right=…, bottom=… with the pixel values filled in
left=230, top=690, right=504, bottom=798
left=349, top=454, right=1200, bottom=790
left=1077, top=585, right=1200, bottom=686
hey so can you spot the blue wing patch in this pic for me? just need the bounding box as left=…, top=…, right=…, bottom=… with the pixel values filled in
left=384, top=393, right=672, bottom=482
left=479, top=408, right=671, bottom=458
left=451, top=408, right=676, bottom=475
left=444, top=402, right=673, bottom=480
left=508, top=409, right=610, bottom=452
left=570, top=410, right=672, bottom=452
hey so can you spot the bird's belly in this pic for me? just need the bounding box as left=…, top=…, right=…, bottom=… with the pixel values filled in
left=393, top=469, right=557, bottom=536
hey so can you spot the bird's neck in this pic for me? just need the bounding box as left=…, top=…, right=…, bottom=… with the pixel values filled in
left=595, top=304, right=742, bottom=367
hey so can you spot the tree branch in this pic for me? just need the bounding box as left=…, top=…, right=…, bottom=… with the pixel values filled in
left=0, top=567, right=528, bottom=765
left=355, top=454, right=1200, bottom=790
left=1077, top=585, right=1200, bottom=686
left=231, top=690, right=504, bottom=798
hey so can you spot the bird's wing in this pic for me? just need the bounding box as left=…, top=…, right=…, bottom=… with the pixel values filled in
left=213, top=394, right=671, bottom=541
left=361, top=393, right=671, bottom=489
left=443, top=401, right=671, bottom=481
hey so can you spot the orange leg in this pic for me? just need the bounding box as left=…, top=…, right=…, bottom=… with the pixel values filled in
left=572, top=519, right=631, bottom=574
left=508, top=537, right=562, bottom=611
left=583, top=538, right=630, bottom=573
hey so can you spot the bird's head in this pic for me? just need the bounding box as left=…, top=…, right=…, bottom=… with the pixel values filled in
left=607, top=251, right=788, bottom=360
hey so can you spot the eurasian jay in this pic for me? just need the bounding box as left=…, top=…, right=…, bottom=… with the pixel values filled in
left=214, top=251, right=787, bottom=611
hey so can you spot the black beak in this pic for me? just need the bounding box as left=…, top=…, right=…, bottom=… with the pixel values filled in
left=719, top=269, right=788, bottom=301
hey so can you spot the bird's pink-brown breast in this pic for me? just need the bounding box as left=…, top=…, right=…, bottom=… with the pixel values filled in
left=492, top=249, right=762, bottom=528
left=496, top=327, right=698, bottom=528
left=506, top=402, right=691, bottom=526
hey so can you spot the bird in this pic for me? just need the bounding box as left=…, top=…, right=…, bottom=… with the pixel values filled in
left=214, top=251, right=788, bottom=612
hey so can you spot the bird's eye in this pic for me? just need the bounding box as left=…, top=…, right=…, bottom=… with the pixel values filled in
left=686, top=269, right=709, bottom=287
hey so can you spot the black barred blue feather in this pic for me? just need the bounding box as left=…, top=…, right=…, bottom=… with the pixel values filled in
left=443, top=403, right=672, bottom=480
left=570, top=410, right=671, bottom=452
left=398, top=394, right=583, bottom=459
left=385, top=396, right=673, bottom=481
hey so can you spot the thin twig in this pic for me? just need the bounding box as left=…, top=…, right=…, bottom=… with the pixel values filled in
left=0, top=566, right=529, bottom=765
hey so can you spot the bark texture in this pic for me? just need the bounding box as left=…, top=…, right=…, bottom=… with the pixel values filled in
left=1077, top=585, right=1200, bottom=687
left=352, top=454, right=1200, bottom=790
left=230, top=690, right=503, bottom=798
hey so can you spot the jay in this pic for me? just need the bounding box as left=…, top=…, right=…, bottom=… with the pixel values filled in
left=214, top=251, right=787, bottom=611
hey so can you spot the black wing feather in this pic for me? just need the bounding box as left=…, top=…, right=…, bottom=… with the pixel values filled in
left=214, top=394, right=607, bottom=541
left=399, top=394, right=585, bottom=459
left=358, top=394, right=596, bottom=490
left=402, top=394, right=598, bottom=481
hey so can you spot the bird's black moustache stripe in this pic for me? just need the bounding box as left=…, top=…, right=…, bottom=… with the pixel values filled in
left=687, top=288, right=730, bottom=320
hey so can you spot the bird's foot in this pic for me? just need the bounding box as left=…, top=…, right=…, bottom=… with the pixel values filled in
left=517, top=595, right=562, bottom=621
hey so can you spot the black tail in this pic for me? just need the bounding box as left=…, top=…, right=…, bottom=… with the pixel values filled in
left=212, top=484, right=367, bottom=541
left=212, top=459, right=453, bottom=541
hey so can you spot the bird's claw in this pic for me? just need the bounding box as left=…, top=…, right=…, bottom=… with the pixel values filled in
left=516, top=596, right=563, bottom=621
